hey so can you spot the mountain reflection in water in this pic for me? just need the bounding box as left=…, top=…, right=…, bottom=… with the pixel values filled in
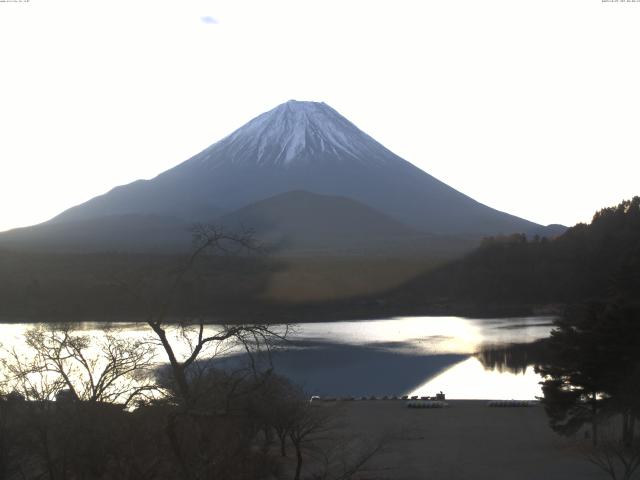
left=211, top=318, right=554, bottom=399
left=0, top=316, right=554, bottom=400
left=405, top=340, right=552, bottom=400
left=215, top=339, right=468, bottom=397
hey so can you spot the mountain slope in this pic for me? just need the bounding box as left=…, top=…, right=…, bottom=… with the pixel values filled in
left=217, top=190, right=422, bottom=252
left=49, top=100, right=542, bottom=236
left=0, top=214, right=191, bottom=252
left=1, top=191, right=477, bottom=256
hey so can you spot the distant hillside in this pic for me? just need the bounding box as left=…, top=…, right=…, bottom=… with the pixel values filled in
left=389, top=197, right=640, bottom=311
left=218, top=190, right=426, bottom=253
left=0, top=191, right=479, bottom=257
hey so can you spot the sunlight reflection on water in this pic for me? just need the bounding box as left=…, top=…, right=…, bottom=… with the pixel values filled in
left=0, top=316, right=554, bottom=399
left=410, top=357, right=544, bottom=400
left=294, top=316, right=552, bottom=354
left=283, top=316, right=553, bottom=399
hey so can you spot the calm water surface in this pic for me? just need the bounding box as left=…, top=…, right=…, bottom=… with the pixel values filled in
left=0, top=316, right=553, bottom=400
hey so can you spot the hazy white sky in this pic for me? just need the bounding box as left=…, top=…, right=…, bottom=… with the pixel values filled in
left=1, top=0, right=639, bottom=232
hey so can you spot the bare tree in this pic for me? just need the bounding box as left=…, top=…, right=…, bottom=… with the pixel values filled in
left=116, top=224, right=292, bottom=480
left=285, top=400, right=389, bottom=480
left=289, top=404, right=334, bottom=480
left=117, top=224, right=290, bottom=407
left=0, top=325, right=163, bottom=480
left=312, top=434, right=390, bottom=480
left=244, top=372, right=301, bottom=458
left=582, top=419, right=640, bottom=480
left=2, top=324, right=159, bottom=408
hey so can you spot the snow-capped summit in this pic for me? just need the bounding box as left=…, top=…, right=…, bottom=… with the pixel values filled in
left=192, top=100, right=399, bottom=168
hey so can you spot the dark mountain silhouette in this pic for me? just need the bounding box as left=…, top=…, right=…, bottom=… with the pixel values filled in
left=1, top=100, right=557, bottom=252
left=528, top=224, right=567, bottom=239
left=389, top=197, right=640, bottom=310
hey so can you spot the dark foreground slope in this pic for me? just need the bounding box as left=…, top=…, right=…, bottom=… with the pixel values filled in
left=1, top=196, right=629, bottom=321
left=3, top=195, right=629, bottom=322
left=388, top=197, right=640, bottom=313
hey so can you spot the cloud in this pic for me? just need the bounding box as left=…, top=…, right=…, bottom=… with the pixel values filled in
left=200, top=16, right=219, bottom=25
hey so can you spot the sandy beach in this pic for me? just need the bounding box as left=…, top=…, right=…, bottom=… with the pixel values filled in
left=322, top=400, right=603, bottom=480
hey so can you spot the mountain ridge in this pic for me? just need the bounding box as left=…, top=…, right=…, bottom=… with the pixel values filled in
left=2, top=100, right=561, bottom=253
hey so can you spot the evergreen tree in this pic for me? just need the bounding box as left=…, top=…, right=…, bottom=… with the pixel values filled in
left=536, top=302, right=640, bottom=446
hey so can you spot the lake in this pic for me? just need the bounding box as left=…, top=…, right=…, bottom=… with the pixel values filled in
left=0, top=316, right=553, bottom=400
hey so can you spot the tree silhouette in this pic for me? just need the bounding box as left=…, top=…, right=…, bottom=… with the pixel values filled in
left=536, top=302, right=640, bottom=447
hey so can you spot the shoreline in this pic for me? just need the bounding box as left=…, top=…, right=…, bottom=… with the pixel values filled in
left=0, top=306, right=561, bottom=325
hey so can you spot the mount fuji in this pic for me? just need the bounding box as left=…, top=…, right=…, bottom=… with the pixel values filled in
left=1, top=100, right=557, bottom=253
